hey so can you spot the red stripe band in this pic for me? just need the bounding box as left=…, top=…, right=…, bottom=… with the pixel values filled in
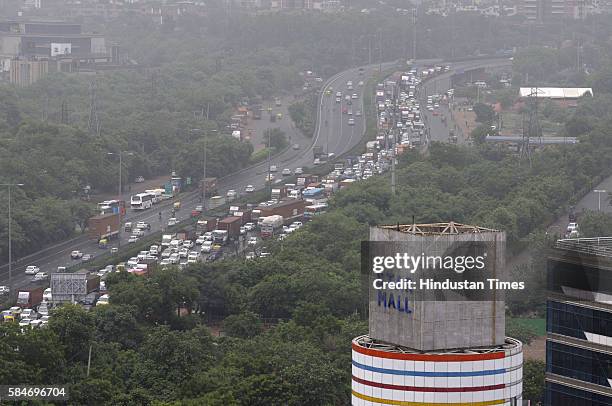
left=352, top=376, right=506, bottom=392
left=352, top=342, right=505, bottom=362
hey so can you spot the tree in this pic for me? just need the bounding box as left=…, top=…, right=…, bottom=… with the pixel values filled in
left=577, top=210, right=612, bottom=237
left=69, top=199, right=95, bottom=232
left=523, top=360, right=545, bottom=403
left=264, top=128, right=288, bottom=150
left=49, top=304, right=95, bottom=362
left=223, top=311, right=263, bottom=338
left=473, top=102, right=495, bottom=124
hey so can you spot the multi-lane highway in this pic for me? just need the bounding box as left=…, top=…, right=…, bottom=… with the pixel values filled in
left=0, top=62, right=392, bottom=290
left=0, top=57, right=513, bottom=291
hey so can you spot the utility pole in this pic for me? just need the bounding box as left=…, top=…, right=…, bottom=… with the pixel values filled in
left=412, top=9, right=417, bottom=61
left=267, top=131, right=272, bottom=199
left=378, top=30, right=383, bottom=73
left=2, top=183, right=24, bottom=294
left=107, top=151, right=133, bottom=247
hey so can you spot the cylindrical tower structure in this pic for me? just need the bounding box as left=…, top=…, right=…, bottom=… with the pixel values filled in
left=352, top=335, right=523, bottom=406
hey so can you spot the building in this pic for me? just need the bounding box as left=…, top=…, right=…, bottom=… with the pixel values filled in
left=519, top=87, right=593, bottom=108
left=354, top=222, right=523, bottom=405
left=545, top=238, right=612, bottom=406
left=0, top=19, right=110, bottom=85
left=518, top=0, right=600, bottom=20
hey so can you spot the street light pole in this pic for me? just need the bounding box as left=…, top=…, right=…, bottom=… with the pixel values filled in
left=594, top=189, right=607, bottom=211
left=2, top=183, right=24, bottom=293
left=107, top=151, right=133, bottom=248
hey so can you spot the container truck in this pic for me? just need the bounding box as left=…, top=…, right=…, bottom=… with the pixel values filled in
left=196, top=217, right=218, bottom=232
left=217, top=216, right=242, bottom=239
left=16, top=287, right=44, bottom=308
left=257, top=200, right=306, bottom=223
left=260, top=215, right=284, bottom=238
left=88, top=213, right=120, bottom=242
left=271, top=187, right=287, bottom=201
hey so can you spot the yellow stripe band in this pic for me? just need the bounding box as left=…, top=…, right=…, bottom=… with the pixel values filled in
left=351, top=390, right=506, bottom=406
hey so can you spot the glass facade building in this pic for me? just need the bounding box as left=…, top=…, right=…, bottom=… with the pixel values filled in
left=545, top=238, right=612, bottom=405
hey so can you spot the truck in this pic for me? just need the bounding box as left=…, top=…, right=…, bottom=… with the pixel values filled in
left=211, top=229, right=228, bottom=245
left=257, top=199, right=306, bottom=223
left=208, top=195, right=225, bottom=209
left=200, top=177, right=218, bottom=196
left=217, top=216, right=242, bottom=239
left=232, top=210, right=251, bottom=225
left=196, top=217, right=218, bottom=232
left=16, top=287, right=44, bottom=308
left=271, top=187, right=287, bottom=201
left=88, top=213, right=120, bottom=242
left=297, top=174, right=319, bottom=188
left=50, top=272, right=100, bottom=304
left=260, top=215, right=284, bottom=238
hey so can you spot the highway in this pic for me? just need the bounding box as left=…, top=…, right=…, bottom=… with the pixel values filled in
left=0, top=62, right=393, bottom=291
left=0, top=57, right=513, bottom=291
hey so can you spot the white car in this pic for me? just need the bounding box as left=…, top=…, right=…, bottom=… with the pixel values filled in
left=0, top=286, right=9, bottom=295
left=245, top=251, right=256, bottom=260
left=245, top=185, right=254, bottom=193
left=183, top=240, right=194, bottom=249
left=97, top=294, right=110, bottom=306
left=265, top=174, right=275, bottom=182
left=70, top=251, right=83, bottom=259
left=128, top=235, right=139, bottom=243
left=294, top=167, right=303, bottom=175
left=132, top=229, right=145, bottom=237
left=82, top=254, right=92, bottom=262
left=167, top=218, right=178, bottom=226
left=21, top=309, right=37, bottom=320
left=282, top=168, right=292, bottom=176
left=348, top=118, right=355, bottom=125
left=201, top=241, right=213, bottom=253
left=567, top=222, right=579, bottom=232
left=240, top=226, right=247, bottom=235
left=291, top=221, right=303, bottom=229
left=179, top=248, right=189, bottom=258
left=313, top=158, right=321, bottom=165
left=195, top=235, right=207, bottom=245
left=244, top=222, right=255, bottom=231
left=25, top=265, right=40, bottom=275
left=169, top=253, right=180, bottom=264
left=43, top=288, right=52, bottom=302
left=248, top=237, right=258, bottom=246
left=227, top=189, right=237, bottom=199
left=352, top=93, right=358, bottom=99
left=269, top=165, right=278, bottom=172
left=33, top=272, right=49, bottom=282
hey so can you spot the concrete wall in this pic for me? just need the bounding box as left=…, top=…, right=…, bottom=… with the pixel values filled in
left=368, top=226, right=506, bottom=351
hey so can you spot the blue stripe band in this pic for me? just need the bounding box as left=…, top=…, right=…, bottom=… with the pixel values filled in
left=352, top=361, right=506, bottom=377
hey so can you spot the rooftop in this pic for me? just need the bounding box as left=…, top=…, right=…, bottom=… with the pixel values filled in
left=519, top=87, right=593, bottom=99
left=353, top=335, right=521, bottom=355
left=555, top=237, right=612, bottom=258
left=378, top=221, right=498, bottom=236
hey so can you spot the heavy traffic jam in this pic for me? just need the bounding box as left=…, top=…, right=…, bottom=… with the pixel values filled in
left=2, top=62, right=453, bottom=326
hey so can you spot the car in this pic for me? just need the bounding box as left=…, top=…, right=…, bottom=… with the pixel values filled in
left=111, top=247, right=119, bottom=254
left=313, top=158, right=321, bottom=165
left=245, top=251, right=256, bottom=260
left=82, top=254, right=92, bottom=262
left=124, top=222, right=133, bottom=232
left=269, top=165, right=278, bottom=172
left=135, top=176, right=145, bottom=183
left=226, top=189, right=237, bottom=199
left=136, top=222, right=151, bottom=230
left=43, top=288, right=52, bottom=301
left=97, top=294, right=110, bottom=306
left=295, top=167, right=304, bottom=175
left=292, top=143, right=300, bottom=150
left=203, top=231, right=213, bottom=241
left=195, top=235, right=207, bottom=245
left=169, top=253, right=180, bottom=264
left=168, top=217, right=178, bottom=226
left=282, top=168, right=292, bottom=176
left=19, top=319, right=31, bottom=328
left=352, top=93, right=358, bottom=99
left=25, top=265, right=40, bottom=275
left=70, top=250, right=83, bottom=259
left=248, top=236, right=258, bottom=246
left=201, top=241, right=213, bottom=253
left=291, top=221, right=303, bottom=229
left=356, top=110, right=362, bottom=116
left=132, top=229, right=145, bottom=237
left=348, top=118, right=355, bottom=125
left=0, top=286, right=9, bottom=295
left=244, top=222, right=255, bottom=231
left=432, top=110, right=440, bottom=116
left=567, top=222, right=579, bottom=232
left=358, top=80, right=364, bottom=86
left=21, top=309, right=37, bottom=320
left=348, top=109, right=353, bottom=116
left=179, top=248, right=189, bottom=258
left=183, top=240, right=194, bottom=249
left=245, top=185, right=254, bottom=193
left=128, top=235, right=139, bottom=243
left=32, top=272, right=49, bottom=282
left=240, top=226, right=247, bottom=235
left=195, top=205, right=203, bottom=212
left=342, top=106, right=348, bottom=114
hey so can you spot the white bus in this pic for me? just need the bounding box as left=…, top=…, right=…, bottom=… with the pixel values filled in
left=131, top=193, right=154, bottom=210
left=145, top=189, right=163, bottom=204
left=304, top=203, right=328, bottom=220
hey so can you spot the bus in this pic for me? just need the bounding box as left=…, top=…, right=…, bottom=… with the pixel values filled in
left=131, top=193, right=154, bottom=210
left=97, top=200, right=126, bottom=216
left=145, top=189, right=164, bottom=204
left=304, top=203, right=328, bottom=220
left=302, top=187, right=325, bottom=202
